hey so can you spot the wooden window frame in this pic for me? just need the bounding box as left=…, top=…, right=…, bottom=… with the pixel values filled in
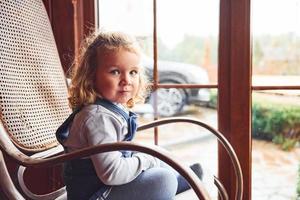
left=47, top=0, right=251, bottom=199
left=218, top=1, right=251, bottom=199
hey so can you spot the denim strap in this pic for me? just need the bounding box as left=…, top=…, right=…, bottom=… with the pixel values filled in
left=95, top=99, right=137, bottom=141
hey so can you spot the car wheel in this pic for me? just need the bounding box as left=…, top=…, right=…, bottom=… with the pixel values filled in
left=150, top=87, right=186, bottom=117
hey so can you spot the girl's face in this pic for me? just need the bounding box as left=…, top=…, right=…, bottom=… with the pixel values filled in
left=95, top=49, right=141, bottom=104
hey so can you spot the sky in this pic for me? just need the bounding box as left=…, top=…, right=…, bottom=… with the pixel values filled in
left=98, top=0, right=300, bottom=47
left=99, top=0, right=218, bottom=48
left=252, top=0, right=300, bottom=35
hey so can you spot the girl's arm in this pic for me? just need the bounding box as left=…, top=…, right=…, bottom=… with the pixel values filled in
left=82, top=111, right=161, bottom=185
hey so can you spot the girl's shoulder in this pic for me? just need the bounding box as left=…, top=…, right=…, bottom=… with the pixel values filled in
left=77, top=104, right=125, bottom=125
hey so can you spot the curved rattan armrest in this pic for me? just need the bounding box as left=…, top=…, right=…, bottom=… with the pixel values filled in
left=1, top=142, right=211, bottom=200
left=0, top=116, right=242, bottom=200
left=137, top=117, right=243, bottom=200
left=0, top=120, right=211, bottom=199
left=0, top=151, right=25, bottom=200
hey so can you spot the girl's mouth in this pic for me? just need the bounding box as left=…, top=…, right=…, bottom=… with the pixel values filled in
left=119, top=90, right=130, bottom=93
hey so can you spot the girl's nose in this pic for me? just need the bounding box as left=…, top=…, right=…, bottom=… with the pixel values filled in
left=120, top=73, right=131, bottom=85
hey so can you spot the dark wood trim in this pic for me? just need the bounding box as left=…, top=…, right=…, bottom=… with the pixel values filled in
left=71, top=0, right=95, bottom=68
left=218, top=0, right=252, bottom=199
left=42, top=0, right=53, bottom=22
left=155, top=84, right=217, bottom=89
left=71, top=0, right=81, bottom=67
left=253, top=86, right=300, bottom=90
left=47, top=0, right=75, bottom=73
left=82, top=0, right=96, bottom=37
left=43, top=0, right=95, bottom=73
left=153, top=0, right=159, bottom=144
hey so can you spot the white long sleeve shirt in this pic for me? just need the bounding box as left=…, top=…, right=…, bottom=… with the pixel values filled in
left=64, top=104, right=160, bottom=185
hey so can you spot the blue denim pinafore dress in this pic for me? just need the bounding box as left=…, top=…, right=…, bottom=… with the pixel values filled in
left=56, top=99, right=137, bottom=200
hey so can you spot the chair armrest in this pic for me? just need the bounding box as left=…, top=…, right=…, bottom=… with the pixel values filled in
left=0, top=116, right=243, bottom=200
left=0, top=151, right=25, bottom=200
left=15, top=142, right=211, bottom=200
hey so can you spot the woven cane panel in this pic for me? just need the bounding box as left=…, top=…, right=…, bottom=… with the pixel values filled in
left=0, top=0, right=71, bottom=152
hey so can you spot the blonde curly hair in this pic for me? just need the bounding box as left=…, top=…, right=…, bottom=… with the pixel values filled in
left=68, top=31, right=149, bottom=110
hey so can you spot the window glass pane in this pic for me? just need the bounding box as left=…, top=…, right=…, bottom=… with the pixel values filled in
left=136, top=89, right=218, bottom=198
left=98, top=4, right=219, bottom=195
left=98, top=1, right=220, bottom=197
left=98, top=0, right=154, bottom=54
left=252, top=91, right=300, bottom=199
left=98, top=0, right=218, bottom=117
left=135, top=88, right=217, bottom=127
left=252, top=0, right=300, bottom=85
left=156, top=0, right=219, bottom=85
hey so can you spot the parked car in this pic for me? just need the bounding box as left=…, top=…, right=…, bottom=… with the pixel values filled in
left=141, top=56, right=210, bottom=117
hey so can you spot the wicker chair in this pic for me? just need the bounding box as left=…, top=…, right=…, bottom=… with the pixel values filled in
left=0, top=0, right=242, bottom=199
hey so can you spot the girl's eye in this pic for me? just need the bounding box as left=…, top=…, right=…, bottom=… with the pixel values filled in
left=130, top=70, right=138, bottom=76
left=109, top=69, right=120, bottom=75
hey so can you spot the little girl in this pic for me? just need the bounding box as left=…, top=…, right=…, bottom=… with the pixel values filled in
left=56, top=31, right=202, bottom=200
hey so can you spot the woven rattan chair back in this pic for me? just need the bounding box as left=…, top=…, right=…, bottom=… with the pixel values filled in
left=0, top=0, right=71, bottom=152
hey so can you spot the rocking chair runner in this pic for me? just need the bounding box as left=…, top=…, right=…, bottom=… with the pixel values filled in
left=0, top=0, right=243, bottom=200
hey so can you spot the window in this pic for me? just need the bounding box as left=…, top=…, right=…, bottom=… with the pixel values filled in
left=97, top=0, right=220, bottom=198
left=252, top=0, right=300, bottom=199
